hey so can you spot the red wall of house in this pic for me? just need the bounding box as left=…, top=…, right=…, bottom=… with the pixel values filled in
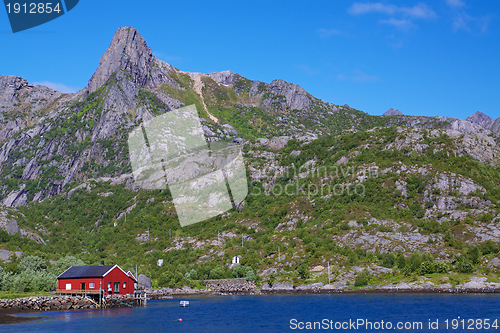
left=58, top=277, right=103, bottom=292
left=102, top=267, right=135, bottom=295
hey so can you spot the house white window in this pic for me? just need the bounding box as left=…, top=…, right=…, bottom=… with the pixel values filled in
left=89, top=282, right=95, bottom=289
left=108, top=282, right=111, bottom=288
left=123, top=282, right=126, bottom=289
left=65, top=283, right=71, bottom=291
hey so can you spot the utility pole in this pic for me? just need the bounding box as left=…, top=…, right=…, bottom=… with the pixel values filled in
left=328, top=262, right=330, bottom=285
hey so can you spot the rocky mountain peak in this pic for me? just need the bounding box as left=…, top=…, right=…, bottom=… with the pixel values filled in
left=266, top=79, right=310, bottom=110
left=0, top=75, right=62, bottom=114
left=86, top=26, right=176, bottom=94
left=466, top=111, right=493, bottom=128
left=206, top=70, right=235, bottom=86
left=383, top=108, right=404, bottom=116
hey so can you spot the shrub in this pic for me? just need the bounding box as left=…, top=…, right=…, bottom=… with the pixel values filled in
left=434, top=261, right=450, bottom=273
left=52, top=256, right=86, bottom=276
left=443, top=230, right=455, bottom=247
left=245, top=269, right=255, bottom=281
left=158, top=270, right=184, bottom=287
left=381, top=253, right=396, bottom=268
left=396, top=254, right=407, bottom=269
left=209, top=267, right=225, bottom=280
left=297, top=262, right=310, bottom=279
left=354, top=269, right=371, bottom=287
left=457, top=260, right=474, bottom=274
left=419, top=261, right=434, bottom=275
left=18, top=256, right=47, bottom=273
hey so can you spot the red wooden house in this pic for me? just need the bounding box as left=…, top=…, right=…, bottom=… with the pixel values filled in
left=57, top=261, right=137, bottom=295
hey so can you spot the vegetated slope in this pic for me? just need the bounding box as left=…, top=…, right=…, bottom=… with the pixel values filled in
left=1, top=26, right=500, bottom=289
left=0, top=27, right=390, bottom=208
left=1, top=125, right=499, bottom=288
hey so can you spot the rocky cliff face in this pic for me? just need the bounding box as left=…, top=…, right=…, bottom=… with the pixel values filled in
left=86, top=26, right=179, bottom=94
left=0, top=27, right=385, bottom=207
left=0, top=26, right=498, bottom=211
left=383, top=108, right=403, bottom=116
left=466, top=111, right=500, bottom=133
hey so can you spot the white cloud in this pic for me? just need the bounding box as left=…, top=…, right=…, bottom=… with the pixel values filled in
left=445, top=0, right=465, bottom=7
left=295, top=64, right=320, bottom=75
left=452, top=12, right=490, bottom=33
left=349, top=2, right=396, bottom=15
left=153, top=52, right=182, bottom=62
left=380, top=18, right=415, bottom=31
left=317, top=28, right=342, bottom=38
left=337, top=69, right=379, bottom=82
left=348, top=2, right=436, bottom=19
left=33, top=81, right=79, bottom=93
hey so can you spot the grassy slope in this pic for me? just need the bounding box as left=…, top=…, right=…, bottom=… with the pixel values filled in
left=1, top=126, right=500, bottom=288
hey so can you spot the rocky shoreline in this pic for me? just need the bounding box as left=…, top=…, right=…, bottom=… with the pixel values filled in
left=0, top=294, right=135, bottom=312
left=1, top=276, right=499, bottom=324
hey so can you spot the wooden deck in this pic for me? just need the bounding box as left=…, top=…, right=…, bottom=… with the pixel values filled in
left=57, top=289, right=103, bottom=295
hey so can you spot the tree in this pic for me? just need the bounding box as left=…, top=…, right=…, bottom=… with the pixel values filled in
left=354, top=269, right=371, bottom=287
left=209, top=266, right=225, bottom=280
left=298, top=262, right=310, bottom=279
left=52, top=256, right=86, bottom=276
left=18, top=256, right=47, bottom=273
left=457, top=260, right=473, bottom=274
left=245, top=269, right=255, bottom=281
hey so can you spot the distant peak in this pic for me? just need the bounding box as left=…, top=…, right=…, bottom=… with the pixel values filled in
left=383, top=108, right=403, bottom=116
left=466, top=111, right=493, bottom=129
left=466, top=111, right=491, bottom=120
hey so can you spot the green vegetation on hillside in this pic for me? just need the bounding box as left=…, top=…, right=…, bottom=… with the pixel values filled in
left=1, top=126, right=499, bottom=289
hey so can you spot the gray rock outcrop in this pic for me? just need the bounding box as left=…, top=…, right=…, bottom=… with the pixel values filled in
left=137, top=274, right=152, bottom=289
left=383, top=108, right=403, bottom=116
left=86, top=27, right=178, bottom=94
left=465, top=111, right=500, bottom=133
left=204, top=278, right=255, bottom=293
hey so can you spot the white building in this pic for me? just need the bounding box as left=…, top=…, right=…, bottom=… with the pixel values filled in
left=232, top=256, right=241, bottom=264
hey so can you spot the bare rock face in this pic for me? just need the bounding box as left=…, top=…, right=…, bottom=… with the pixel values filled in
left=0, top=76, right=63, bottom=141
left=86, top=27, right=177, bottom=94
left=449, top=118, right=485, bottom=134
left=207, top=70, right=236, bottom=86
left=0, top=75, right=62, bottom=111
left=490, top=118, right=500, bottom=133
left=466, top=111, right=500, bottom=133
left=138, top=274, right=152, bottom=289
left=383, top=108, right=404, bottom=116
left=1, top=189, right=28, bottom=207
left=466, top=111, right=493, bottom=129
left=263, top=79, right=311, bottom=110
left=0, top=210, right=19, bottom=234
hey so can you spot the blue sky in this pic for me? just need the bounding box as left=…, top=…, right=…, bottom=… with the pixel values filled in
left=1, top=0, right=499, bottom=119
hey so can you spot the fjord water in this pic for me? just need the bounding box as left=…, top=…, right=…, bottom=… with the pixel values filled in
left=2, top=294, right=500, bottom=332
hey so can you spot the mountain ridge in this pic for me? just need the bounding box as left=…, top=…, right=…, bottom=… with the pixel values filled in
left=0, top=26, right=498, bottom=209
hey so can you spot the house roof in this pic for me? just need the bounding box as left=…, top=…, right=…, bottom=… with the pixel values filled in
left=58, top=265, right=116, bottom=279
left=126, top=271, right=137, bottom=282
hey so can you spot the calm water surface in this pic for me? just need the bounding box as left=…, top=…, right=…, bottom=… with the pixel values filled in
left=1, top=294, right=500, bottom=332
